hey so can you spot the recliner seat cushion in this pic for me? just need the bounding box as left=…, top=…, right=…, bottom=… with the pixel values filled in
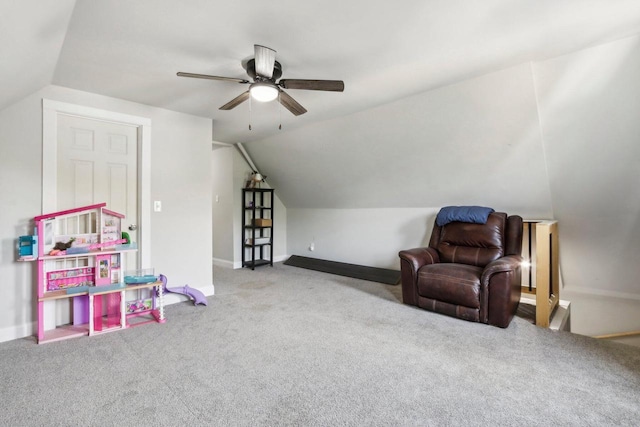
left=417, top=263, right=482, bottom=308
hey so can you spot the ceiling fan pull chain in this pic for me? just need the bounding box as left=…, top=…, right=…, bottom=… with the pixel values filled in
left=249, top=96, right=252, bottom=131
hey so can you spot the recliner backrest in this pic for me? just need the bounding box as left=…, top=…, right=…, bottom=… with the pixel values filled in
left=429, top=212, right=507, bottom=267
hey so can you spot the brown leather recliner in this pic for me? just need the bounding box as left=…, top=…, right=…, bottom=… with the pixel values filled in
left=399, top=212, right=523, bottom=328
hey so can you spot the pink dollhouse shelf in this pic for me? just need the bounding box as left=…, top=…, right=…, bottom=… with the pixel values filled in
left=39, top=324, right=89, bottom=343
left=39, top=281, right=162, bottom=301
left=38, top=248, right=136, bottom=261
left=37, top=281, right=165, bottom=344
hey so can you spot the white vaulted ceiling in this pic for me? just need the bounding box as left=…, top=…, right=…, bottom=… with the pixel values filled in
left=2, top=1, right=640, bottom=143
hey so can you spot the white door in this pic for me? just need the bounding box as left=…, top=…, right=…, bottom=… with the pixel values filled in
left=56, top=114, right=139, bottom=270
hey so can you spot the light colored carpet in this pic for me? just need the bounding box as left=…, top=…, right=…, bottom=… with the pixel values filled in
left=1, top=263, right=639, bottom=426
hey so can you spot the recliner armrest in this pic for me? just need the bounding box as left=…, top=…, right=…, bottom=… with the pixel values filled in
left=481, top=254, right=523, bottom=327
left=481, top=255, right=523, bottom=285
left=398, top=247, right=440, bottom=272
left=399, top=247, right=440, bottom=307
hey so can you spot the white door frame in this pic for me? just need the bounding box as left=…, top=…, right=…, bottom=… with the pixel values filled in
left=42, top=99, right=151, bottom=268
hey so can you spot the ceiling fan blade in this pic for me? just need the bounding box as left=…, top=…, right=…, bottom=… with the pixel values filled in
left=219, top=91, right=250, bottom=110
left=279, top=79, right=344, bottom=92
left=254, top=45, right=276, bottom=79
left=177, top=72, right=249, bottom=84
left=278, top=89, right=307, bottom=116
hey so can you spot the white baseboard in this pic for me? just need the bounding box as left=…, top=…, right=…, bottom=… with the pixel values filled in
left=274, top=254, right=289, bottom=263
left=563, top=285, right=640, bottom=301
left=0, top=322, right=35, bottom=344
left=213, top=258, right=234, bottom=268
left=224, top=254, right=290, bottom=270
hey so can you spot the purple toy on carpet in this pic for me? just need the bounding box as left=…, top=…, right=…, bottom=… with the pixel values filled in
left=158, top=274, right=208, bottom=306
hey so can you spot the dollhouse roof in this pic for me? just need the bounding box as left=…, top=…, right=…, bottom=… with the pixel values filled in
left=34, top=203, right=124, bottom=221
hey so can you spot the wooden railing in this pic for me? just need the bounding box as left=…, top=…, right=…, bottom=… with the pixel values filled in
left=521, top=220, right=560, bottom=328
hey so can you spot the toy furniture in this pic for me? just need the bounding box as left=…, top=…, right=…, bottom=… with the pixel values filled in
left=399, top=208, right=523, bottom=328
left=26, top=203, right=165, bottom=344
left=18, top=235, right=37, bottom=260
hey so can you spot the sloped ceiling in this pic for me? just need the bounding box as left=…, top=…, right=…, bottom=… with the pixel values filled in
left=245, top=63, right=553, bottom=213
left=0, top=0, right=75, bottom=109
left=2, top=1, right=640, bottom=143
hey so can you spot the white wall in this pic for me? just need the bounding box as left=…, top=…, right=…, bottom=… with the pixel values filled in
left=212, top=145, right=235, bottom=266
left=0, top=85, right=213, bottom=342
left=287, top=208, right=439, bottom=269
left=533, top=35, right=640, bottom=298
left=0, top=88, right=44, bottom=340
left=533, top=35, right=640, bottom=336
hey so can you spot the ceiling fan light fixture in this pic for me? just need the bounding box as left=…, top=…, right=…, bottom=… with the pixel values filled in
left=250, top=82, right=278, bottom=102
left=178, top=44, right=345, bottom=116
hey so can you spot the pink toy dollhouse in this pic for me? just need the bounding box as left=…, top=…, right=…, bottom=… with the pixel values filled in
left=31, top=203, right=165, bottom=344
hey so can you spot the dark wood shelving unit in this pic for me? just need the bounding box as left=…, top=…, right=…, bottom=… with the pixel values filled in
left=242, top=188, right=274, bottom=270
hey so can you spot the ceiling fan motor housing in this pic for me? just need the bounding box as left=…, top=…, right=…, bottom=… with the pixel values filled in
left=247, top=59, right=283, bottom=82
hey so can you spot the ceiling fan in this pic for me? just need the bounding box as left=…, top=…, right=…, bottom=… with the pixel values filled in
left=177, top=45, right=344, bottom=116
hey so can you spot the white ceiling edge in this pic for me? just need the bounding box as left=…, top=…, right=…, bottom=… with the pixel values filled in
left=0, top=0, right=76, bottom=111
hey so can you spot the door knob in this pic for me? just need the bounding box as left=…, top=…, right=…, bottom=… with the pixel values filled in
left=128, top=224, right=138, bottom=231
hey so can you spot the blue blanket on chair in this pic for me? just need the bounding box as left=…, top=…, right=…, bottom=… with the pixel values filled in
left=436, top=206, right=495, bottom=226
